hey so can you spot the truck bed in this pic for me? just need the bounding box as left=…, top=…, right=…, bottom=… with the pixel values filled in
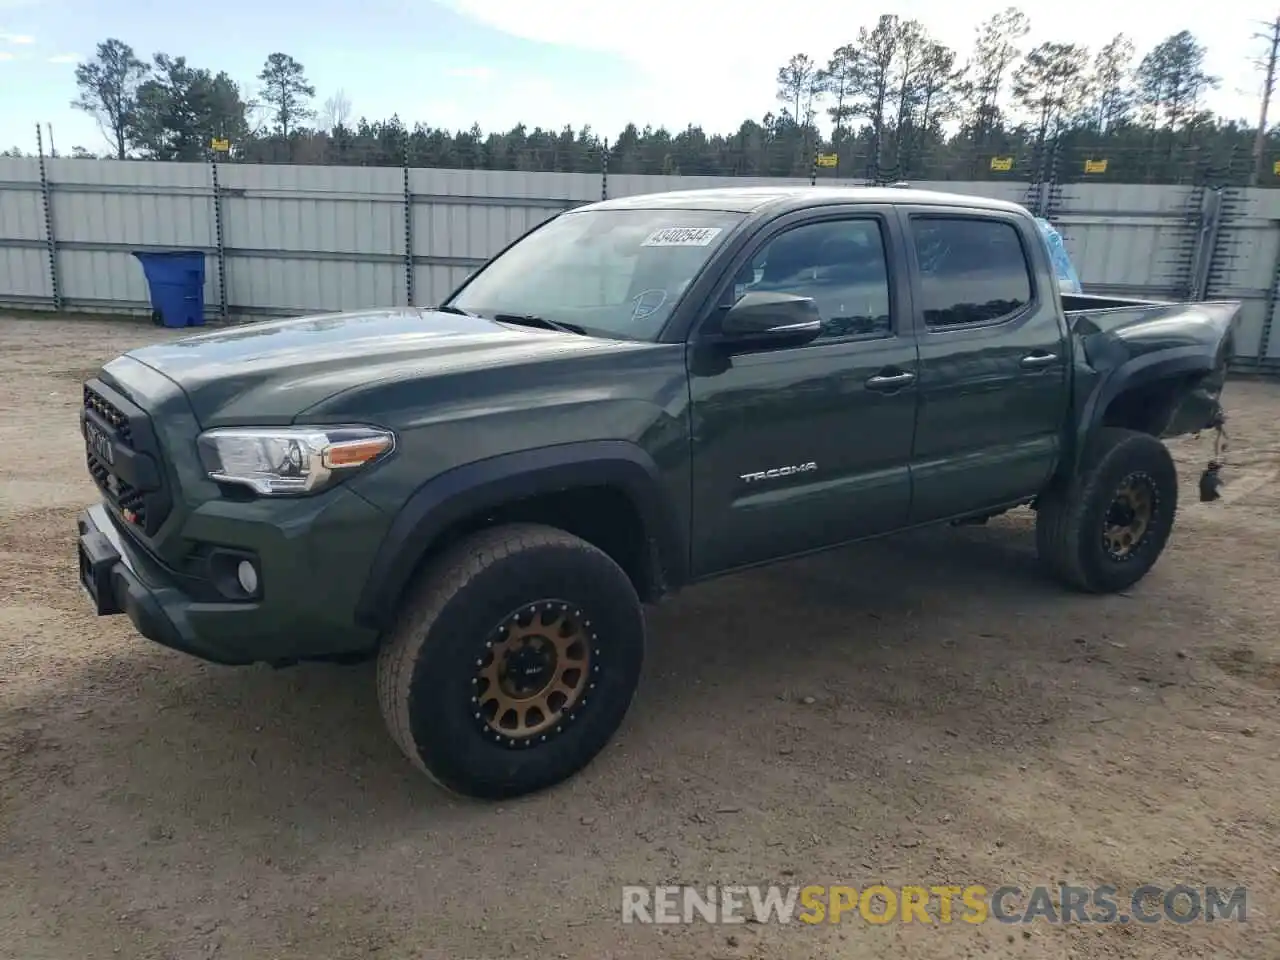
left=1060, top=292, right=1243, bottom=441
left=1061, top=293, right=1239, bottom=349
left=1061, top=292, right=1170, bottom=314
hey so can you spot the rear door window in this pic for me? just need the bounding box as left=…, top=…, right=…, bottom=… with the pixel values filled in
left=910, top=217, right=1034, bottom=328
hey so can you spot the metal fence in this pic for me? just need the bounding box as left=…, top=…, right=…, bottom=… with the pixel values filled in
left=1, top=157, right=1277, bottom=372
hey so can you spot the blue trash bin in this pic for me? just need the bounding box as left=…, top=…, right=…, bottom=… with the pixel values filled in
left=132, top=250, right=207, bottom=328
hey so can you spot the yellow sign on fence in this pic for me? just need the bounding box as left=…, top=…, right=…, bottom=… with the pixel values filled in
left=816, top=153, right=838, bottom=168
left=1272, top=160, right=1280, bottom=176
left=210, top=138, right=230, bottom=152
left=1083, top=158, right=1108, bottom=174
left=989, top=157, right=1014, bottom=172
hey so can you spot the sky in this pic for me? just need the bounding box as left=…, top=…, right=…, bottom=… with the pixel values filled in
left=1, top=0, right=1278, bottom=156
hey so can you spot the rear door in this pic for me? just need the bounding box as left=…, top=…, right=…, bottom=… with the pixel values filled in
left=686, top=205, right=921, bottom=576
left=899, top=207, right=1069, bottom=523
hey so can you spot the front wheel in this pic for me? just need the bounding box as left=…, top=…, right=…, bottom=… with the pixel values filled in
left=1035, top=428, right=1179, bottom=593
left=376, top=523, right=645, bottom=799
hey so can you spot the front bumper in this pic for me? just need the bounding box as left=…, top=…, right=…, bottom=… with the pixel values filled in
left=76, top=502, right=381, bottom=666
left=78, top=503, right=242, bottom=662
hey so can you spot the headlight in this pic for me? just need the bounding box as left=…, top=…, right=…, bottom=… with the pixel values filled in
left=196, top=425, right=395, bottom=496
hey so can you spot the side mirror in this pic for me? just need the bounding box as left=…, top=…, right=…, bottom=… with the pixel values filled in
left=714, top=291, right=823, bottom=349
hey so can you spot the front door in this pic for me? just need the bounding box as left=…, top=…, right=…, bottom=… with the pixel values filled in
left=687, top=208, right=920, bottom=577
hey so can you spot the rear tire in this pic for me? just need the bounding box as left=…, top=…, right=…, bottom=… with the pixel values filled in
left=1036, top=428, right=1178, bottom=593
left=376, top=522, right=645, bottom=800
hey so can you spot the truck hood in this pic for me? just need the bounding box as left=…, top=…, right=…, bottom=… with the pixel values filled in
left=117, top=308, right=642, bottom=426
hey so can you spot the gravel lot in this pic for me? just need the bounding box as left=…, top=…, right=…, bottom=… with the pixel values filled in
left=1, top=315, right=1278, bottom=960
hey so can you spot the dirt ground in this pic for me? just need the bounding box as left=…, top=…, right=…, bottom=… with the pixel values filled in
left=1, top=315, right=1277, bottom=960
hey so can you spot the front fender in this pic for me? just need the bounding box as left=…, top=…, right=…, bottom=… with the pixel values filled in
left=353, top=440, right=687, bottom=631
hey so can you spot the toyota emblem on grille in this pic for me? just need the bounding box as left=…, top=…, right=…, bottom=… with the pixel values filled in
left=86, top=423, right=115, bottom=466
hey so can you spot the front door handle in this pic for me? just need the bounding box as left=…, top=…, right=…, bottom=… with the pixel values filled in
left=1020, top=351, right=1059, bottom=368
left=865, top=370, right=916, bottom=391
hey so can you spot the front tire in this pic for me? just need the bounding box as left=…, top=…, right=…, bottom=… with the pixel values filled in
left=376, top=523, right=645, bottom=800
left=1036, top=428, right=1179, bottom=593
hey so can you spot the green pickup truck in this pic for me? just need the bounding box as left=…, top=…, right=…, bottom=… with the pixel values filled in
left=76, top=186, right=1240, bottom=799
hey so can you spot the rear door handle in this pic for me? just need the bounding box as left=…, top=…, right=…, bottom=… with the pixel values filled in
left=1020, top=351, right=1059, bottom=368
left=865, top=371, right=916, bottom=391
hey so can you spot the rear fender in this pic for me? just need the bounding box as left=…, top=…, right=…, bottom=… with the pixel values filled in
left=1064, top=299, right=1240, bottom=477
left=353, top=440, right=687, bottom=631
left=1072, top=349, right=1228, bottom=477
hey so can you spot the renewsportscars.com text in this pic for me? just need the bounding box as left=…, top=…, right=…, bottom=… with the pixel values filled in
left=621, top=883, right=1248, bottom=925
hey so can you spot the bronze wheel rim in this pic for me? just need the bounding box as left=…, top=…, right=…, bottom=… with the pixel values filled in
left=473, top=602, right=593, bottom=743
left=1102, top=472, right=1156, bottom=561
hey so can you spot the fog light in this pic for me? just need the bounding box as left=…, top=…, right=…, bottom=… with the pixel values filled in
left=236, top=559, right=259, bottom=595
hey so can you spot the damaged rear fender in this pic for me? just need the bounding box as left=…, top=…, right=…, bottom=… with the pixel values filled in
left=1070, top=300, right=1241, bottom=471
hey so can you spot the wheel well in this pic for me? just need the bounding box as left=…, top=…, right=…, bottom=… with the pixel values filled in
left=1100, top=374, right=1197, bottom=437
left=408, top=485, right=660, bottom=605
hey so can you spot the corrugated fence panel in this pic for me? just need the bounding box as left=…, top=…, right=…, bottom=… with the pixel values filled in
left=1052, top=184, right=1197, bottom=300
left=607, top=173, right=812, bottom=198
left=0, top=158, right=51, bottom=304
left=1217, top=189, right=1280, bottom=364
left=220, top=164, right=405, bottom=315
left=409, top=169, right=600, bottom=306
left=1269, top=304, right=1280, bottom=359
left=911, top=180, right=1032, bottom=203
left=0, top=156, right=1278, bottom=372
left=605, top=175, right=1034, bottom=204
left=1264, top=193, right=1280, bottom=358
left=46, top=159, right=217, bottom=313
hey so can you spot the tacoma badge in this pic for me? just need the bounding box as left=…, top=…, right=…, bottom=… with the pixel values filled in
left=739, top=462, right=818, bottom=483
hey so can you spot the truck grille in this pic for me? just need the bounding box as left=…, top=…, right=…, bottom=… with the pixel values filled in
left=83, top=385, right=134, bottom=448
left=85, top=454, right=149, bottom=528
left=82, top=378, right=172, bottom=536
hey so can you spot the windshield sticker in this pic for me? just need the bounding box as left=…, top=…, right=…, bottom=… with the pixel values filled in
left=641, top=227, right=723, bottom=247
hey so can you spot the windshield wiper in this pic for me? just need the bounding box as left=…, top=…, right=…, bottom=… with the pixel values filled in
left=491, top=313, right=588, bottom=336
left=433, top=303, right=478, bottom=317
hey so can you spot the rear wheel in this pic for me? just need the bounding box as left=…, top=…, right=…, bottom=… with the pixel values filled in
left=1036, top=428, right=1179, bottom=593
left=376, top=523, right=645, bottom=799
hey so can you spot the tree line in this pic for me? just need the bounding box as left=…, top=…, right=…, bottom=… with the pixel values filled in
left=4, top=9, right=1279, bottom=187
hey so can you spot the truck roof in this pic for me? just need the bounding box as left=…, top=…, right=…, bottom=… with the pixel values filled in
left=584, top=185, right=1030, bottom=217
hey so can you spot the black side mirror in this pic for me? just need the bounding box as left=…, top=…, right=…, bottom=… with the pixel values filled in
left=711, top=291, right=823, bottom=350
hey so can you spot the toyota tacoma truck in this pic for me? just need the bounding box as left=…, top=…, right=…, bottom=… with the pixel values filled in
left=76, top=186, right=1240, bottom=799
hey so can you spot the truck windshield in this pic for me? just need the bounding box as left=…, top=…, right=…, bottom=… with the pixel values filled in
left=446, top=208, right=746, bottom=340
